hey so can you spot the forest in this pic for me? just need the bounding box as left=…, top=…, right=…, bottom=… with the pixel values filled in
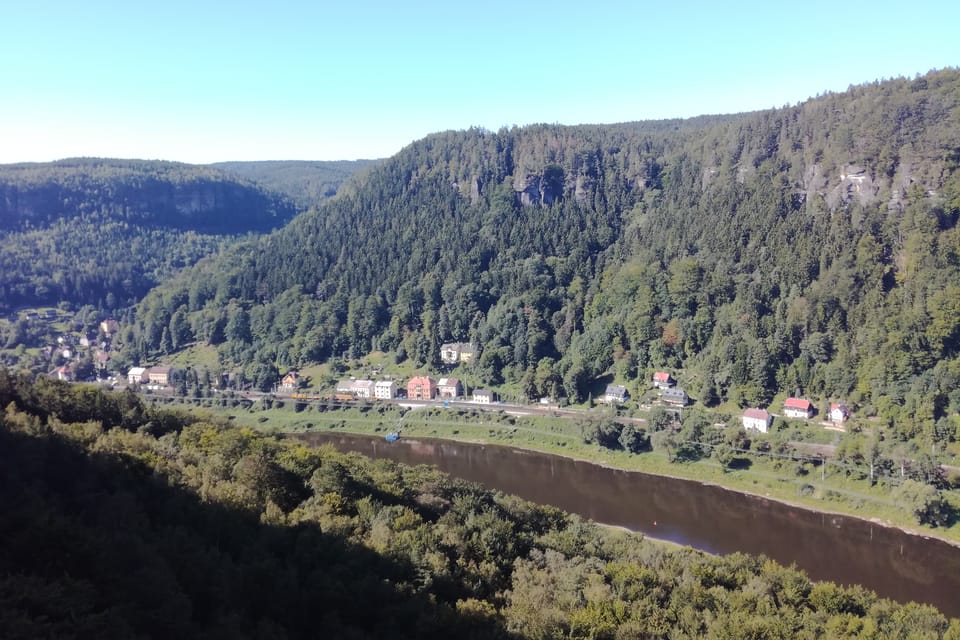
left=121, top=70, right=960, bottom=448
left=1, top=372, right=957, bottom=638
left=0, top=158, right=372, bottom=312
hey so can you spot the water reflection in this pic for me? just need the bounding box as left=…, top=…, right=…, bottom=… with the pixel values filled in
left=298, top=433, right=960, bottom=617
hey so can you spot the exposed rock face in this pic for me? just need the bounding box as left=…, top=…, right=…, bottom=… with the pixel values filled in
left=513, top=167, right=565, bottom=206
left=574, top=174, right=596, bottom=204
left=825, top=165, right=879, bottom=209
left=470, top=176, right=483, bottom=205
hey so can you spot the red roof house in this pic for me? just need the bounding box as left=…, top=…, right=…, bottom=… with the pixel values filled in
left=407, top=376, right=437, bottom=400
left=783, top=397, right=813, bottom=419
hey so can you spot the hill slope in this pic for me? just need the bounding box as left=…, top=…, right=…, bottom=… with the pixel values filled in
left=0, top=158, right=298, bottom=310
left=129, top=70, right=960, bottom=440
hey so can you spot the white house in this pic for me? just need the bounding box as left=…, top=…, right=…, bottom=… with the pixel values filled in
left=353, top=380, right=375, bottom=399
left=437, top=377, right=463, bottom=399
left=742, top=408, right=772, bottom=433
left=440, top=342, right=476, bottom=364
left=830, top=403, right=850, bottom=423
left=127, top=367, right=147, bottom=385
left=374, top=380, right=397, bottom=400
left=473, top=389, right=494, bottom=404
left=604, top=384, right=629, bottom=404
left=662, top=387, right=688, bottom=406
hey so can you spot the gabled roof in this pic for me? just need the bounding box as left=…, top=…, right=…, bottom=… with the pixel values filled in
left=784, top=397, right=812, bottom=410
left=375, top=380, right=396, bottom=387
left=438, top=377, right=461, bottom=387
left=743, top=408, right=770, bottom=420
left=605, top=384, right=628, bottom=395
left=407, top=376, right=435, bottom=386
left=653, top=371, right=672, bottom=381
left=128, top=366, right=147, bottom=376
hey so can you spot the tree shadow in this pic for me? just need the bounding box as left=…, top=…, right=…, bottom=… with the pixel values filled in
left=729, top=457, right=753, bottom=471
left=0, top=426, right=513, bottom=639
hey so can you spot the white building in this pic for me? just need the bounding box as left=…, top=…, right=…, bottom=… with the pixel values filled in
left=127, top=367, right=147, bottom=385
left=473, top=389, right=494, bottom=404
left=742, top=408, right=772, bottom=433
left=353, top=380, right=375, bottom=399
left=374, top=380, right=397, bottom=400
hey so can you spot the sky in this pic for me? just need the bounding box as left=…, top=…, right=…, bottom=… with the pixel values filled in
left=2, top=0, right=958, bottom=164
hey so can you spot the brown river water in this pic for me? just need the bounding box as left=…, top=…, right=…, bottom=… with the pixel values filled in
left=296, top=432, right=960, bottom=617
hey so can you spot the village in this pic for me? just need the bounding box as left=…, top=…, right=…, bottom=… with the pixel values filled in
left=5, top=308, right=855, bottom=437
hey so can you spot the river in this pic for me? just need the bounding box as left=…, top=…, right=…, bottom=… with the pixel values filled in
left=296, top=432, right=960, bottom=617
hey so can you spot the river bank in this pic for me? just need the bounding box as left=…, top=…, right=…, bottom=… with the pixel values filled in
left=165, top=398, right=960, bottom=547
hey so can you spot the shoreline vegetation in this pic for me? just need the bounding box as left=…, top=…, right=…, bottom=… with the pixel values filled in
left=164, top=396, right=960, bottom=548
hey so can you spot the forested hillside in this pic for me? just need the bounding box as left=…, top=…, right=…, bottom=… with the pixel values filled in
left=0, top=159, right=298, bottom=310
left=1, top=372, right=956, bottom=638
left=128, top=70, right=960, bottom=442
left=212, top=159, right=379, bottom=210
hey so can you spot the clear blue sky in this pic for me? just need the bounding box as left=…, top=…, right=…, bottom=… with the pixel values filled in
left=2, top=0, right=958, bottom=163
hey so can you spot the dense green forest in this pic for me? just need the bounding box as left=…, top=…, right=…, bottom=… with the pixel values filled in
left=126, top=70, right=960, bottom=443
left=0, top=159, right=298, bottom=310
left=212, top=159, right=380, bottom=210
left=1, top=373, right=956, bottom=638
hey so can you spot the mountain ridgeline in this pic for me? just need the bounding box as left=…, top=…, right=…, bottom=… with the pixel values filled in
left=129, top=70, right=960, bottom=438
left=0, top=159, right=299, bottom=310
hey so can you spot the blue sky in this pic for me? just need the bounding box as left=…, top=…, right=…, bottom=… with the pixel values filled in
left=2, top=0, right=958, bottom=163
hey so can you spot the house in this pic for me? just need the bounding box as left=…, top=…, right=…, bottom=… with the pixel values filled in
left=783, top=397, right=814, bottom=419
left=100, top=319, right=120, bottom=336
left=604, top=384, right=630, bottom=404
left=652, top=371, right=674, bottom=389
left=278, top=371, right=301, bottom=392
left=407, top=376, right=437, bottom=400
left=830, top=403, right=850, bottom=423
left=375, top=380, right=397, bottom=399
left=336, top=380, right=356, bottom=395
left=127, top=367, right=147, bottom=385
left=742, top=408, right=772, bottom=433
left=661, top=387, right=688, bottom=406
left=353, top=380, right=375, bottom=399
left=440, top=342, right=477, bottom=365
left=79, top=335, right=93, bottom=348
left=147, top=366, right=173, bottom=386
left=94, top=352, right=110, bottom=372
left=473, top=389, right=494, bottom=404
left=53, top=365, right=74, bottom=382
left=437, top=377, right=462, bottom=399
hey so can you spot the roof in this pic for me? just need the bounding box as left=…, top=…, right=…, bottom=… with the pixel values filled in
left=128, top=367, right=146, bottom=376
left=743, top=408, right=770, bottom=420
left=149, top=366, right=173, bottom=375
left=784, top=398, right=812, bottom=410
left=474, top=389, right=493, bottom=396
left=407, top=376, right=435, bottom=386
left=375, top=380, right=395, bottom=387
left=653, top=371, right=671, bottom=381
left=353, top=380, right=374, bottom=389
left=605, top=385, right=628, bottom=394
left=438, top=377, right=461, bottom=387
left=663, top=387, right=686, bottom=396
